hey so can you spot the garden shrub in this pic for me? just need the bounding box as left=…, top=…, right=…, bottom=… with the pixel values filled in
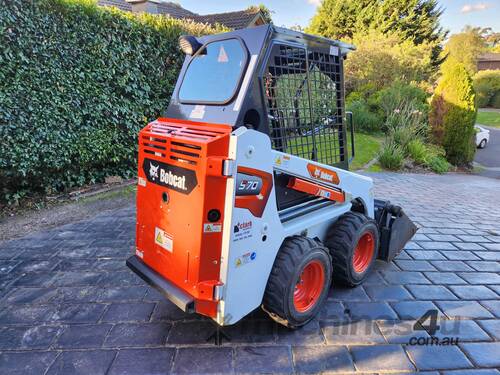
left=406, top=139, right=427, bottom=164
left=0, top=0, right=225, bottom=203
left=391, top=126, right=416, bottom=151
left=429, top=60, right=477, bottom=166
left=371, top=82, right=429, bottom=118
left=427, top=155, right=450, bottom=174
left=384, top=99, right=428, bottom=140
left=346, top=100, right=382, bottom=133
left=405, top=139, right=449, bottom=173
left=473, top=70, right=500, bottom=108
left=346, top=91, right=363, bottom=106
left=378, top=139, right=404, bottom=170
left=493, top=92, right=500, bottom=109
left=347, top=82, right=429, bottom=135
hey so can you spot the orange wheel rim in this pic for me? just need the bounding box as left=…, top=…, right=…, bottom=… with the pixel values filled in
left=293, top=260, right=325, bottom=313
left=353, top=232, right=375, bottom=273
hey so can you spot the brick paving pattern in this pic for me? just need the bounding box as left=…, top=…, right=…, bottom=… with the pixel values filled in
left=0, top=172, right=499, bottom=374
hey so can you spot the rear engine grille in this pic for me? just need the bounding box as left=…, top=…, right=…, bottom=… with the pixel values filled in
left=142, top=136, right=167, bottom=157
left=140, top=119, right=230, bottom=166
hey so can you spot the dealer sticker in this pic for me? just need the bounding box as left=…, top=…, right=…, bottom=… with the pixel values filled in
left=155, top=227, right=173, bottom=252
left=235, top=251, right=257, bottom=267
left=204, top=223, right=222, bottom=233
left=233, top=220, right=253, bottom=242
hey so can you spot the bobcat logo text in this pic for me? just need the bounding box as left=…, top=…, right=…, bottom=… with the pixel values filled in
left=142, top=158, right=197, bottom=194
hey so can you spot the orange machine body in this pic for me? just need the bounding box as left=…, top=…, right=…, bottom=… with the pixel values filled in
left=136, top=118, right=231, bottom=317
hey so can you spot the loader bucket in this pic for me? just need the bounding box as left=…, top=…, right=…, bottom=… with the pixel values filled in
left=374, top=199, right=418, bottom=261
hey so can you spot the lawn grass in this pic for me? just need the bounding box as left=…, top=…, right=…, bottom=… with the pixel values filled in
left=477, top=110, right=500, bottom=128
left=366, top=162, right=383, bottom=172
left=348, top=132, right=384, bottom=170
left=287, top=131, right=383, bottom=170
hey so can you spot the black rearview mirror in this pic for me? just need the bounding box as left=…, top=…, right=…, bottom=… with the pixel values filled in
left=178, top=35, right=203, bottom=56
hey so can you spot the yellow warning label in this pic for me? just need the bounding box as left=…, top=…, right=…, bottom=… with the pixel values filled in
left=204, top=223, right=222, bottom=233
left=155, top=227, right=173, bottom=252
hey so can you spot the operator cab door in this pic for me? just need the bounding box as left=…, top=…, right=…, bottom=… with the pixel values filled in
left=260, top=42, right=348, bottom=210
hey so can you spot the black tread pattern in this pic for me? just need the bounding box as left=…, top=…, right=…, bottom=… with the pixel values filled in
left=325, top=211, right=376, bottom=287
left=262, top=236, right=330, bottom=326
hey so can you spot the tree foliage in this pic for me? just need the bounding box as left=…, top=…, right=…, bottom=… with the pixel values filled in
left=344, top=30, right=434, bottom=94
left=0, top=0, right=225, bottom=203
left=464, top=26, right=500, bottom=48
left=248, top=4, right=273, bottom=24
left=444, top=27, right=487, bottom=74
left=429, top=60, right=477, bottom=166
left=307, top=0, right=446, bottom=67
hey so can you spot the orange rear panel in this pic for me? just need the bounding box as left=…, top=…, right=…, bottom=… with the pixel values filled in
left=136, top=118, right=231, bottom=317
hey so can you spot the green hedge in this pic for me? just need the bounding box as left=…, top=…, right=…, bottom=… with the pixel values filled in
left=473, top=70, right=500, bottom=109
left=429, top=60, right=477, bottom=166
left=0, top=0, right=224, bottom=203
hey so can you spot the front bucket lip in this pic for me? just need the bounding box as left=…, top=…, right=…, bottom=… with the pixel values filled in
left=126, top=255, right=195, bottom=313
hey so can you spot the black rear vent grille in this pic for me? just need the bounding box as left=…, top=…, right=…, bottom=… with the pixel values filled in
left=141, top=136, right=167, bottom=157
left=169, top=141, right=201, bottom=165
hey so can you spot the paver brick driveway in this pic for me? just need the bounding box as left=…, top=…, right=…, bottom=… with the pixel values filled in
left=1, top=172, right=499, bottom=374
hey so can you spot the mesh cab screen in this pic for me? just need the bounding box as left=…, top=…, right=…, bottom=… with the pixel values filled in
left=263, top=44, right=345, bottom=166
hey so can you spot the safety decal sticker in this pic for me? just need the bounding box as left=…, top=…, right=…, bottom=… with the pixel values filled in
left=189, top=105, right=205, bottom=119
left=218, top=45, right=229, bottom=63
left=138, top=177, right=147, bottom=187
left=135, top=248, right=144, bottom=259
left=204, top=223, right=222, bottom=233
left=329, top=45, right=339, bottom=56
left=233, top=221, right=253, bottom=242
left=235, top=251, right=256, bottom=267
left=318, top=189, right=331, bottom=199
left=274, top=155, right=290, bottom=168
left=155, top=227, right=173, bottom=252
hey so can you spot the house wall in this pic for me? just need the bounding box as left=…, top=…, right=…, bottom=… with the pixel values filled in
left=129, top=2, right=159, bottom=14
left=478, top=60, right=500, bottom=71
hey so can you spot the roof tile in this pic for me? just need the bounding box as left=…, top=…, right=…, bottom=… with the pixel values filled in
left=98, top=0, right=132, bottom=12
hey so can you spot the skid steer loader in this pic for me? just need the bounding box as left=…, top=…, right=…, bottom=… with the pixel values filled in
left=127, top=25, right=417, bottom=328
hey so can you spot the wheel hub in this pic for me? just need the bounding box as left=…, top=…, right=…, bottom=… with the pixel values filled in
left=352, top=232, right=375, bottom=273
left=293, top=260, right=325, bottom=313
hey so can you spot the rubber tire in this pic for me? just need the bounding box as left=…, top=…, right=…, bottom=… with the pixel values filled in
left=325, top=211, right=379, bottom=287
left=479, top=139, right=487, bottom=149
left=262, top=236, right=332, bottom=328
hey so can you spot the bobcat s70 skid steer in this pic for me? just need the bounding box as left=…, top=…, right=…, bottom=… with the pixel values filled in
left=127, top=25, right=417, bottom=328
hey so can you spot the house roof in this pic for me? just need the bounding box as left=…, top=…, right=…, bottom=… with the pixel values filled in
left=97, top=0, right=265, bottom=29
left=478, top=53, right=500, bottom=62
left=97, top=0, right=132, bottom=12
left=155, top=1, right=197, bottom=18
left=193, top=9, right=263, bottom=30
